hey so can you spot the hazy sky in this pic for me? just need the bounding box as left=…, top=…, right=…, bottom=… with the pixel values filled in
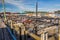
left=0, top=0, right=60, bottom=13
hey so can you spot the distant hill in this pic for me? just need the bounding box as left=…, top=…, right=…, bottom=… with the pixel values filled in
left=24, top=11, right=48, bottom=14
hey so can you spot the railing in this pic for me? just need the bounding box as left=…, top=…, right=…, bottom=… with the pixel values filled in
left=12, top=23, right=58, bottom=40
left=6, top=27, right=17, bottom=40
left=6, top=19, right=60, bottom=40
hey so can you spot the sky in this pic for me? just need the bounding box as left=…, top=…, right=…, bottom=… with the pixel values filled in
left=0, top=0, right=60, bottom=13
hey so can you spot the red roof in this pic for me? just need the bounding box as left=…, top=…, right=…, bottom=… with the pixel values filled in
left=23, top=20, right=32, bottom=23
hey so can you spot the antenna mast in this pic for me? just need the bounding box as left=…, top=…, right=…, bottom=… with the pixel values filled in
left=2, top=0, right=6, bottom=20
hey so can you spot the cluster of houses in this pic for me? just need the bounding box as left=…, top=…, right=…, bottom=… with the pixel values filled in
left=0, top=10, right=60, bottom=18
left=24, top=11, right=60, bottom=18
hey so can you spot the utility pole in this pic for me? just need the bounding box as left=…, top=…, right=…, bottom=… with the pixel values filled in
left=36, top=2, right=38, bottom=18
left=34, top=2, right=38, bottom=35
